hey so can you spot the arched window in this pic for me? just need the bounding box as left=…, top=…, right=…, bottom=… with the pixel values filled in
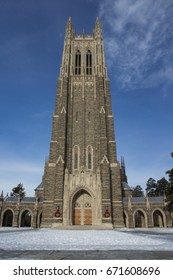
left=86, top=50, right=92, bottom=75
left=73, top=146, right=79, bottom=170
left=87, top=146, right=93, bottom=170
left=75, top=50, right=81, bottom=75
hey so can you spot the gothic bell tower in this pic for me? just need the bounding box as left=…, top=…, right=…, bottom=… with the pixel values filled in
left=41, top=18, right=125, bottom=228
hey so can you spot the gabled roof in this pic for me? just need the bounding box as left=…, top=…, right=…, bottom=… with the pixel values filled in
left=122, top=181, right=132, bottom=191
left=122, top=196, right=164, bottom=204
left=131, top=197, right=146, bottom=203
left=35, top=181, right=44, bottom=191
left=22, top=197, right=35, bottom=202
left=4, top=196, right=36, bottom=203
left=4, top=196, right=18, bottom=202
left=149, top=196, right=164, bottom=202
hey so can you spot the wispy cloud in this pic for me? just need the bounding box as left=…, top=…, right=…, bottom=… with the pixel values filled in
left=99, top=0, right=173, bottom=90
left=0, top=159, right=43, bottom=196
left=0, top=160, right=42, bottom=174
left=31, top=110, right=52, bottom=119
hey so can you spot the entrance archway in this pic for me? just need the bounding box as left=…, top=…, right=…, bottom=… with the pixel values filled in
left=2, top=209, right=13, bottom=227
left=134, top=210, right=146, bottom=228
left=20, top=210, right=32, bottom=227
left=153, top=210, right=164, bottom=227
left=72, top=190, right=92, bottom=225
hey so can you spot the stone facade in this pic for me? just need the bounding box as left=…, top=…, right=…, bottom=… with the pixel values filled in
left=0, top=18, right=172, bottom=229
left=0, top=196, right=43, bottom=228
left=41, top=17, right=124, bottom=228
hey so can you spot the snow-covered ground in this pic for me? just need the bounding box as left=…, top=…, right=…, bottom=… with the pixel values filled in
left=0, top=227, right=173, bottom=251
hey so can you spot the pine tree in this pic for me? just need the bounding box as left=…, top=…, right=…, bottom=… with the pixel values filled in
left=10, top=183, right=25, bottom=199
left=132, top=185, right=144, bottom=197
left=0, top=190, right=3, bottom=201
left=157, top=177, right=170, bottom=196
left=165, top=169, right=173, bottom=212
left=146, top=178, right=157, bottom=196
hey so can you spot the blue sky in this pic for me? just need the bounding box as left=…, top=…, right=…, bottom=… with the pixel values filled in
left=0, top=0, right=173, bottom=196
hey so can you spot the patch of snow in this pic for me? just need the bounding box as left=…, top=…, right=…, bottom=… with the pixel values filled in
left=0, top=228, right=173, bottom=251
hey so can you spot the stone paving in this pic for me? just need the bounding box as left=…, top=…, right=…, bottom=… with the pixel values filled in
left=1, top=250, right=173, bottom=260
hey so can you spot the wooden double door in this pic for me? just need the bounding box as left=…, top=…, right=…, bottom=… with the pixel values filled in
left=73, top=191, right=92, bottom=225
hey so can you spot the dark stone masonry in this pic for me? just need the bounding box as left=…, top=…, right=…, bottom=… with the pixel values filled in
left=0, top=18, right=172, bottom=229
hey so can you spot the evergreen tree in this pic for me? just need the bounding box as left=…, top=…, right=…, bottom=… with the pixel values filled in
left=157, top=177, right=170, bottom=196
left=165, top=168, right=173, bottom=212
left=132, top=185, right=144, bottom=197
left=10, top=183, right=25, bottom=199
left=146, top=178, right=157, bottom=196
left=146, top=177, right=170, bottom=197
left=0, top=190, right=3, bottom=201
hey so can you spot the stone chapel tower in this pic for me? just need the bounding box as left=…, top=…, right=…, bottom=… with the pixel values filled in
left=41, top=18, right=125, bottom=228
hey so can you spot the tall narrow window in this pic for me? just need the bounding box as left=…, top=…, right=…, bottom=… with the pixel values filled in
left=88, top=152, right=92, bottom=170
left=74, top=152, right=78, bottom=170
left=86, top=50, right=92, bottom=75
left=87, top=146, right=93, bottom=170
left=76, top=112, right=78, bottom=121
left=88, top=112, right=91, bottom=121
left=75, top=50, right=81, bottom=75
left=73, top=146, right=79, bottom=170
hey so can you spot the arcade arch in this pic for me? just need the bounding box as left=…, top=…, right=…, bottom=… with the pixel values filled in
left=2, top=209, right=13, bottom=227
left=20, top=210, right=32, bottom=227
left=134, top=209, right=147, bottom=228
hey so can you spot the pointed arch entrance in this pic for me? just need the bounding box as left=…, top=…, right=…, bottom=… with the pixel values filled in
left=72, top=190, right=92, bottom=225
left=153, top=210, right=164, bottom=227
left=2, top=209, right=13, bottom=227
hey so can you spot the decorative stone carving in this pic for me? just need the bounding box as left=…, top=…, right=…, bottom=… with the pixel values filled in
left=74, top=82, right=82, bottom=92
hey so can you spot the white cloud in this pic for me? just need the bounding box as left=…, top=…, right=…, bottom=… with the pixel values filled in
left=31, top=110, right=52, bottom=119
left=0, top=158, right=43, bottom=174
left=127, top=165, right=169, bottom=190
left=0, top=159, right=43, bottom=196
left=99, top=0, right=173, bottom=89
